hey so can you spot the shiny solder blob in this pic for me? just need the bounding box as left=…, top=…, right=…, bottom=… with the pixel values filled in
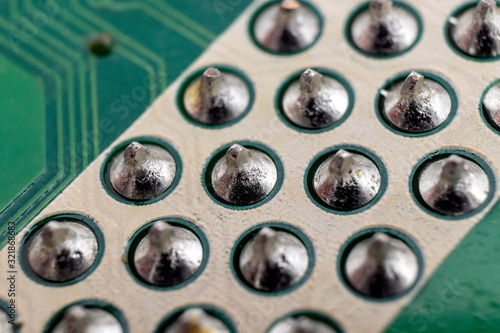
left=381, top=71, right=452, bottom=133
left=418, top=154, right=490, bottom=216
left=163, top=308, right=230, bottom=333
left=350, top=0, right=420, bottom=56
left=211, top=144, right=278, bottom=206
left=110, top=141, right=176, bottom=201
left=313, top=149, right=381, bottom=211
left=133, top=221, right=203, bottom=287
left=238, top=227, right=308, bottom=292
left=28, top=221, right=98, bottom=283
left=449, top=0, right=500, bottom=58
left=281, top=68, right=350, bottom=130
left=252, top=0, right=321, bottom=53
left=344, top=232, right=420, bottom=298
left=183, top=67, right=250, bottom=125
left=482, top=80, right=500, bottom=130
left=269, top=315, right=339, bottom=333
left=51, top=305, right=123, bottom=333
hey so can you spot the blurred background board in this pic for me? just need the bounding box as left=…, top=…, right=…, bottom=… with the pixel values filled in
left=0, top=0, right=250, bottom=247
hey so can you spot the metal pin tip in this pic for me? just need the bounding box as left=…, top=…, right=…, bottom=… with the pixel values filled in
left=148, top=221, right=173, bottom=246
left=65, top=306, right=87, bottom=322
left=239, top=228, right=308, bottom=292
left=369, top=0, right=392, bottom=17
left=184, top=67, right=250, bottom=125
left=451, top=0, right=500, bottom=57
left=440, top=155, right=466, bottom=184
left=328, top=149, right=355, bottom=175
left=283, top=69, right=349, bottom=129
left=419, top=154, right=490, bottom=216
left=110, top=143, right=176, bottom=201
left=299, top=68, right=323, bottom=94
left=134, top=221, right=203, bottom=286
left=401, top=71, right=425, bottom=98
left=164, top=308, right=230, bottom=333
left=384, top=71, right=451, bottom=133
left=255, top=227, right=276, bottom=243
left=29, top=221, right=98, bottom=282
left=41, top=221, right=64, bottom=245
left=124, top=141, right=148, bottom=164
left=344, top=232, right=420, bottom=298
left=366, top=232, right=392, bottom=259
left=476, top=0, right=496, bottom=20
left=201, top=67, right=222, bottom=86
left=314, top=150, right=381, bottom=210
left=225, top=144, right=248, bottom=162
left=212, top=145, right=277, bottom=205
left=252, top=0, right=320, bottom=53
left=351, top=0, right=418, bottom=55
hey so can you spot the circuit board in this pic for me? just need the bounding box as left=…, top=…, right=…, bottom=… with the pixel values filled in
left=2, top=0, right=500, bottom=332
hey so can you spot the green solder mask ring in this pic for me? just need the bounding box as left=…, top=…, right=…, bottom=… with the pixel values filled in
left=230, top=222, right=315, bottom=296
left=248, top=0, right=324, bottom=56
left=43, top=300, right=129, bottom=333
left=19, top=213, right=105, bottom=287
left=275, top=67, right=355, bottom=134
left=202, top=141, right=284, bottom=210
left=444, top=1, right=500, bottom=62
left=374, top=70, right=458, bottom=138
left=337, top=227, right=425, bottom=302
left=124, top=217, right=210, bottom=291
left=409, top=149, right=496, bottom=220
left=100, top=136, right=183, bottom=206
left=344, top=1, right=423, bottom=59
left=304, top=145, right=388, bottom=215
left=176, top=64, right=255, bottom=129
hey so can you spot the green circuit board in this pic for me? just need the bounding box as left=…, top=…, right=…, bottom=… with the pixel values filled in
left=0, top=0, right=250, bottom=247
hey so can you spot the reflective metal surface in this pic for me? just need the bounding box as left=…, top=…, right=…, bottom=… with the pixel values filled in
left=52, top=306, right=123, bottom=333
left=239, top=227, right=308, bottom=292
left=344, top=232, right=419, bottom=298
left=133, top=221, right=203, bottom=286
left=28, top=221, right=98, bottom=282
left=282, top=68, right=349, bottom=129
left=313, top=149, right=381, bottom=210
left=419, top=154, right=490, bottom=216
left=110, top=142, right=176, bottom=201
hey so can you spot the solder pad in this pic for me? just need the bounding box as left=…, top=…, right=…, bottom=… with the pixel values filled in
left=2, top=0, right=500, bottom=332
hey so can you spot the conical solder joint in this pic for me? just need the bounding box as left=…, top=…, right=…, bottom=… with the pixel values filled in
left=211, top=144, right=278, bottom=206
left=450, top=0, right=500, bottom=57
left=110, top=141, right=176, bottom=201
left=419, top=154, right=490, bottom=216
left=350, top=0, right=420, bottom=55
left=344, top=232, right=420, bottom=298
left=133, top=221, right=203, bottom=287
left=239, top=227, right=308, bottom=292
left=252, top=0, right=321, bottom=53
left=28, top=221, right=98, bottom=283
left=313, top=149, right=381, bottom=211
left=183, top=67, right=250, bottom=125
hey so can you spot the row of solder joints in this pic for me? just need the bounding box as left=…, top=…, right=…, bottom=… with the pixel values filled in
left=22, top=216, right=417, bottom=332
left=256, top=0, right=500, bottom=59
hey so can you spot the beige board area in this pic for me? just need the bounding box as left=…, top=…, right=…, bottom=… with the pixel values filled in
left=3, top=0, right=500, bottom=332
